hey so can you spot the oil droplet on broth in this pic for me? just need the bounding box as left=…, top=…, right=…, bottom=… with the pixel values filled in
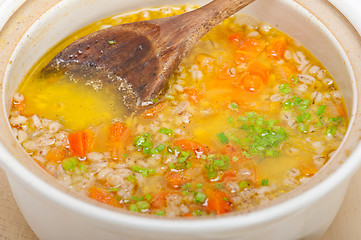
left=19, top=70, right=128, bottom=131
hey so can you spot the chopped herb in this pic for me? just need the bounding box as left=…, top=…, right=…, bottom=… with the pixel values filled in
left=62, top=157, right=79, bottom=171
left=229, top=102, right=239, bottom=110
left=151, top=98, right=160, bottom=103
left=129, top=204, right=139, bottom=212
left=126, top=175, right=137, bottom=183
left=329, top=116, right=343, bottom=124
left=299, top=123, right=308, bottom=133
left=217, top=132, right=229, bottom=144
left=196, top=183, right=203, bottom=189
left=137, top=201, right=150, bottom=211
left=261, top=179, right=269, bottom=186
left=279, top=83, right=291, bottom=94
left=239, top=181, right=250, bottom=190
left=131, top=165, right=155, bottom=177
left=215, top=183, right=223, bottom=189
left=159, top=127, right=174, bottom=136
left=192, top=210, right=207, bottom=216
left=109, top=187, right=119, bottom=192
left=194, top=192, right=207, bottom=203
left=296, top=115, right=304, bottom=123
left=122, top=154, right=129, bottom=158
left=144, top=194, right=152, bottom=202
left=156, top=210, right=165, bottom=216
left=317, top=105, right=326, bottom=116
left=205, top=164, right=218, bottom=180
left=107, top=40, right=116, bottom=44
left=299, top=99, right=311, bottom=110
left=326, top=126, right=337, bottom=136
left=227, top=116, right=234, bottom=125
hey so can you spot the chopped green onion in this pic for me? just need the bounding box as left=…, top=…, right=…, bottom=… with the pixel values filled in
left=107, top=40, right=116, bottom=44
left=62, top=157, right=79, bottom=171
left=317, top=105, right=326, bottom=116
left=129, top=204, right=139, bottom=212
left=156, top=144, right=165, bottom=152
left=194, top=192, right=207, bottom=203
left=156, top=210, right=165, bottom=216
left=109, top=187, right=119, bottom=192
left=326, top=126, right=337, bottom=136
left=279, top=83, right=291, bottom=94
left=239, top=181, right=250, bottom=190
left=126, top=175, right=137, bottom=183
left=261, top=179, right=269, bottom=186
left=196, top=183, right=203, bottom=189
left=137, top=201, right=150, bottom=211
left=229, top=102, right=239, bottom=110
left=217, top=132, right=229, bottom=144
left=159, top=128, right=174, bottom=136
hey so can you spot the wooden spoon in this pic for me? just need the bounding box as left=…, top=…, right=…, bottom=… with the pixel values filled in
left=43, top=0, right=255, bottom=110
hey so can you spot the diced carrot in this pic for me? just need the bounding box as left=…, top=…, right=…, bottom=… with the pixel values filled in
left=228, top=33, right=242, bottom=46
left=166, top=172, right=190, bottom=189
left=108, top=122, right=131, bottom=159
left=13, top=100, right=25, bottom=114
left=222, top=170, right=237, bottom=182
left=205, top=189, right=232, bottom=215
left=241, top=73, right=263, bottom=93
left=267, top=36, right=288, bottom=59
left=88, top=186, right=117, bottom=206
left=109, top=122, right=130, bottom=142
left=246, top=60, right=270, bottom=83
left=184, top=213, right=193, bottom=217
left=46, top=147, right=66, bottom=163
left=173, top=139, right=210, bottom=157
left=141, top=102, right=166, bottom=119
left=335, top=103, right=346, bottom=117
left=151, top=191, right=171, bottom=209
left=184, top=88, right=203, bottom=104
left=68, top=129, right=94, bottom=158
left=234, top=38, right=267, bottom=63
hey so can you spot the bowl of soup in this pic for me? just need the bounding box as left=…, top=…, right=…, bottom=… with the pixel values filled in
left=1, top=0, right=361, bottom=239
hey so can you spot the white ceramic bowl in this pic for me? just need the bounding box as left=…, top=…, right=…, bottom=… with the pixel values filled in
left=1, top=0, right=361, bottom=239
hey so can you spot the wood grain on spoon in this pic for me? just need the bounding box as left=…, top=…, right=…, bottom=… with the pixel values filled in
left=43, top=0, right=255, bottom=110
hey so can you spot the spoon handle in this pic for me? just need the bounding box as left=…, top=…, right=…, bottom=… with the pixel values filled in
left=159, top=0, right=255, bottom=50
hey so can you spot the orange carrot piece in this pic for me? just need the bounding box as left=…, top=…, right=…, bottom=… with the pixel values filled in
left=14, top=100, right=25, bottom=114
left=88, top=186, right=116, bottom=206
left=151, top=191, right=171, bottom=209
left=141, top=102, right=166, bottom=119
left=109, top=122, right=130, bottom=142
left=173, top=139, right=210, bottom=157
left=221, top=170, right=237, bottom=182
left=166, top=172, right=190, bottom=189
left=205, top=189, right=232, bottom=215
left=68, top=129, right=94, bottom=158
left=267, top=36, right=288, bottom=59
left=184, top=88, right=203, bottom=104
left=184, top=213, right=193, bottom=217
left=228, top=33, right=242, bottom=45
left=241, top=73, right=263, bottom=93
left=46, top=147, right=67, bottom=163
left=235, top=38, right=266, bottom=63
left=246, top=60, right=270, bottom=83
left=335, top=103, right=346, bottom=117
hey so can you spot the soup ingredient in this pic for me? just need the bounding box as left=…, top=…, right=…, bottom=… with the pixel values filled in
left=43, top=0, right=255, bottom=110
left=9, top=6, right=348, bottom=217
